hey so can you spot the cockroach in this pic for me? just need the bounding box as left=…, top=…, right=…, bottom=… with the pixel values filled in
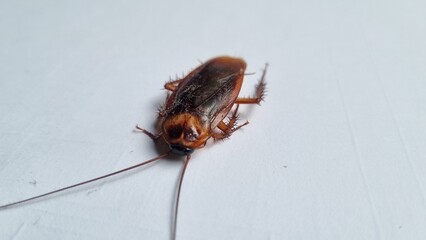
left=0, top=56, right=268, bottom=240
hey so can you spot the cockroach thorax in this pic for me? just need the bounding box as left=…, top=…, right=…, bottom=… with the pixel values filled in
left=162, top=113, right=210, bottom=150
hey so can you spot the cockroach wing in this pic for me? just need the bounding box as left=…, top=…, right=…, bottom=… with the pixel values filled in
left=168, top=57, right=246, bottom=127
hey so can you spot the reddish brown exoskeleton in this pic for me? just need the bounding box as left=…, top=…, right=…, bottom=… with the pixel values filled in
left=138, top=56, right=266, bottom=154
left=0, top=56, right=268, bottom=240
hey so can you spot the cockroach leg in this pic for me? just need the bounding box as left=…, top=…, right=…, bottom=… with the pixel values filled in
left=164, top=79, right=184, bottom=92
left=235, top=63, right=268, bottom=105
left=213, top=121, right=249, bottom=140
left=158, top=110, right=166, bottom=118
left=135, top=125, right=162, bottom=141
left=212, top=105, right=249, bottom=140
left=157, top=103, right=166, bottom=118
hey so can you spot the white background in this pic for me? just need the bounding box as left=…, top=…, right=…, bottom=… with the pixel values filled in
left=1, top=0, right=426, bottom=239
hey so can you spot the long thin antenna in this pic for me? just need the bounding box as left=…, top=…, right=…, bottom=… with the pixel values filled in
left=0, top=152, right=169, bottom=209
left=172, top=154, right=191, bottom=240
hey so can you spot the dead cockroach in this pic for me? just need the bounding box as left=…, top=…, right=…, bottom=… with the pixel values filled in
left=0, top=56, right=268, bottom=240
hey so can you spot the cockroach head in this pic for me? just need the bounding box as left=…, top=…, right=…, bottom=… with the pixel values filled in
left=162, top=113, right=210, bottom=154
left=169, top=144, right=194, bottom=156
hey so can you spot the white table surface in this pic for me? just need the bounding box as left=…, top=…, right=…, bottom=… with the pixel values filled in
left=1, top=0, right=426, bottom=239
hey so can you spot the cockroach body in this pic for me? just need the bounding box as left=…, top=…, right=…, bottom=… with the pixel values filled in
left=0, top=56, right=268, bottom=240
left=141, top=56, right=266, bottom=155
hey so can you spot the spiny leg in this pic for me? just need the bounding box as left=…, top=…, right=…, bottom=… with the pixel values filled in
left=164, top=78, right=184, bottom=92
left=135, top=125, right=162, bottom=141
left=235, top=63, right=268, bottom=104
left=212, top=104, right=249, bottom=140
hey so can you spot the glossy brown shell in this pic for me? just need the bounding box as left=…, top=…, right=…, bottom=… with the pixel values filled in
left=164, top=56, right=246, bottom=129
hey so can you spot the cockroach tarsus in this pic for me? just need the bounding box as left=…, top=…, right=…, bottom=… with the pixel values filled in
left=0, top=56, right=268, bottom=240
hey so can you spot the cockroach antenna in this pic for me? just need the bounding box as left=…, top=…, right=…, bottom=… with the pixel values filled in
left=0, top=153, right=169, bottom=210
left=1, top=56, right=267, bottom=240
left=173, top=154, right=191, bottom=240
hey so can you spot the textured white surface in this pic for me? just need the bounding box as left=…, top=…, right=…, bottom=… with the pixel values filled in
left=1, top=0, right=426, bottom=239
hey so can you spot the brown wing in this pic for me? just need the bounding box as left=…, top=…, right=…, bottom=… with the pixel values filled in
left=167, top=57, right=246, bottom=126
